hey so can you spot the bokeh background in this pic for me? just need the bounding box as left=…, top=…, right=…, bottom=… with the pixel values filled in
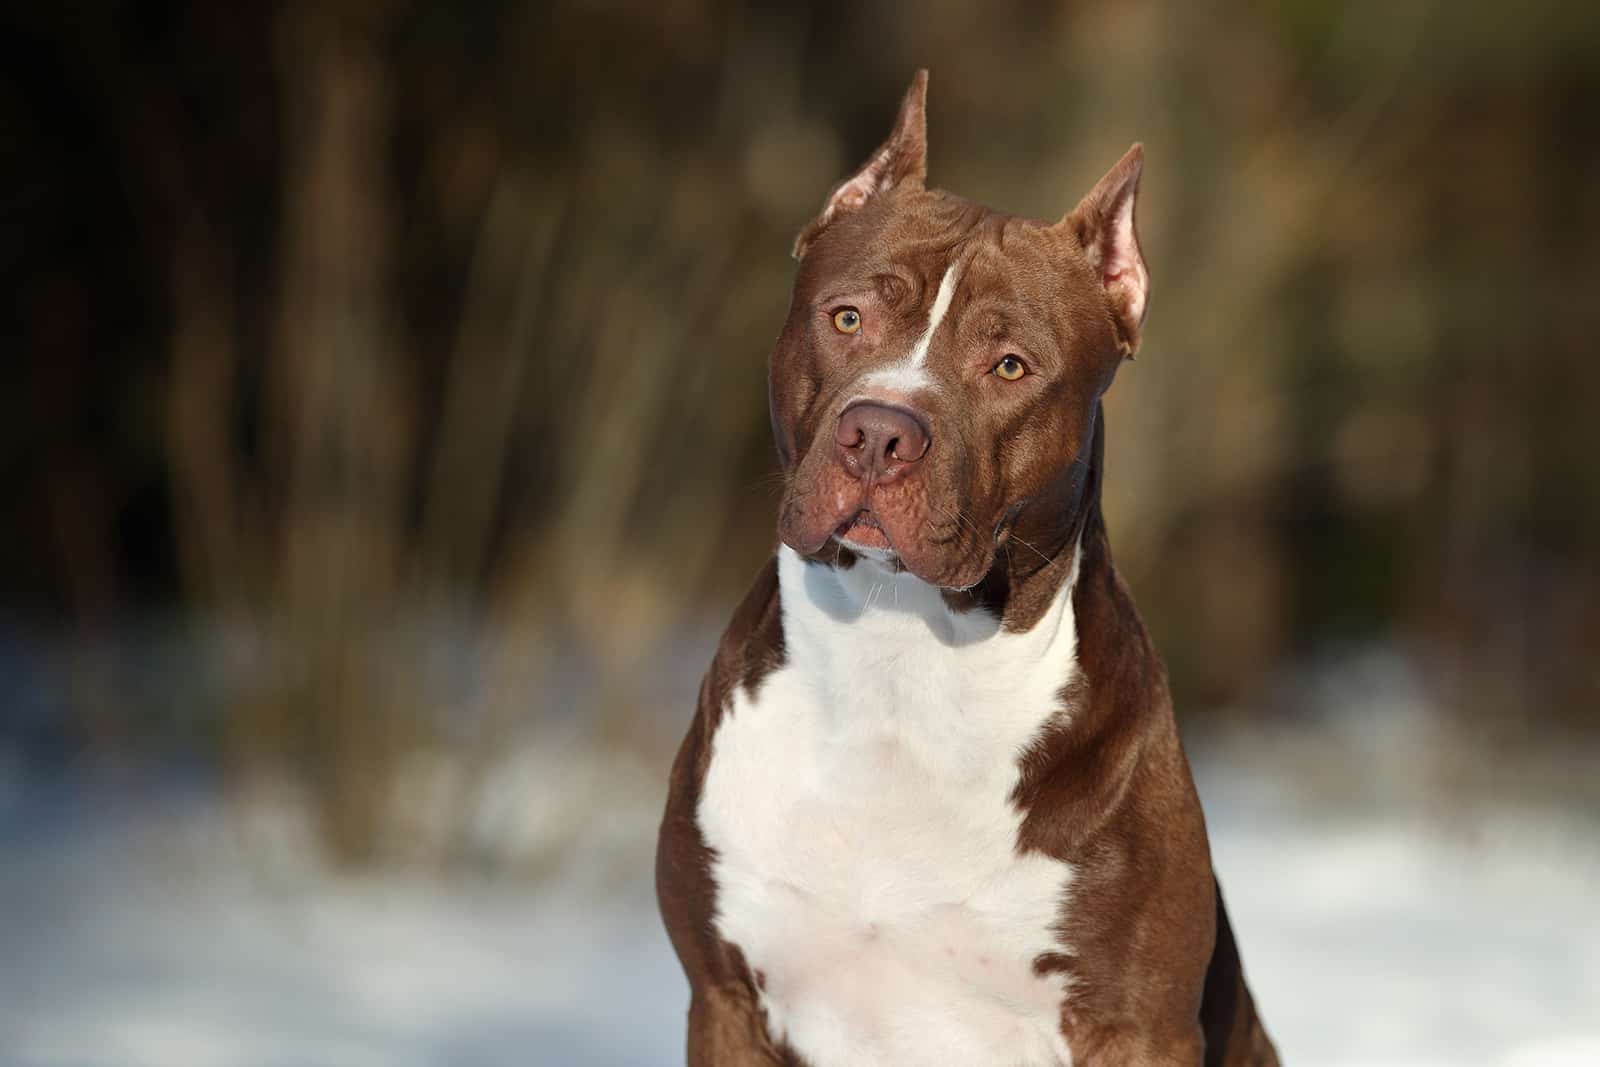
left=3, top=2, right=1598, bottom=1065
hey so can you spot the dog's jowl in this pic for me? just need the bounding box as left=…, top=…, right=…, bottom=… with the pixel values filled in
left=656, top=71, right=1279, bottom=1067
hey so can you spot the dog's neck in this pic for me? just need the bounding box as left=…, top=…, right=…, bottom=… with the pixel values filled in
left=959, top=402, right=1111, bottom=633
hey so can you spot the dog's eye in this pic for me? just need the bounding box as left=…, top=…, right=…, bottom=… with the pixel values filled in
left=832, top=308, right=862, bottom=334
left=994, top=355, right=1027, bottom=381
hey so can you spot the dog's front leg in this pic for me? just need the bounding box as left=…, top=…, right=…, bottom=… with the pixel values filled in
left=686, top=984, right=787, bottom=1066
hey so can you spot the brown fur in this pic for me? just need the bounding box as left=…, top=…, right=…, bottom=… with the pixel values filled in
left=656, top=71, right=1277, bottom=1065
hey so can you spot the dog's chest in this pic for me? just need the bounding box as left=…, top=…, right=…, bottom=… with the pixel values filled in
left=697, top=550, right=1079, bottom=1067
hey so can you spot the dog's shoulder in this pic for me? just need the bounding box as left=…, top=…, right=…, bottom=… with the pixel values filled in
left=655, top=555, right=784, bottom=986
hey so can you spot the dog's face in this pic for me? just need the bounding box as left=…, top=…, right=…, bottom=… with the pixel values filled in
left=771, top=71, right=1151, bottom=590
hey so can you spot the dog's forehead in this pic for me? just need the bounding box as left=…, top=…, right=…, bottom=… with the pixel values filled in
left=797, top=189, right=1080, bottom=323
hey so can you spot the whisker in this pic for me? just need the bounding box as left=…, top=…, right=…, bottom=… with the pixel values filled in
left=1009, top=532, right=1060, bottom=572
left=936, top=503, right=986, bottom=540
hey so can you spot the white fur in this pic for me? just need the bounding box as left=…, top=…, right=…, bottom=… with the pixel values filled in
left=698, top=545, right=1081, bottom=1066
left=857, top=363, right=936, bottom=396
left=909, top=263, right=960, bottom=367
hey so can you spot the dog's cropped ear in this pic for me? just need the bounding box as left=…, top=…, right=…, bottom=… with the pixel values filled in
left=793, top=70, right=929, bottom=260
left=1061, top=144, right=1149, bottom=358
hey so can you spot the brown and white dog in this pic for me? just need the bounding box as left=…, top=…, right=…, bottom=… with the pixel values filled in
left=656, top=71, right=1278, bottom=1066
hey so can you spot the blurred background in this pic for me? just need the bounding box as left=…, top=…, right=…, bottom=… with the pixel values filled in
left=2, top=1, right=1597, bottom=1064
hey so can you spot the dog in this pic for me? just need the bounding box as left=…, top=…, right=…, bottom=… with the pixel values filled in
left=656, top=70, right=1278, bottom=1066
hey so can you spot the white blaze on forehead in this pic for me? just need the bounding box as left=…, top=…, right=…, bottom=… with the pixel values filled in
left=907, top=263, right=962, bottom=368
left=858, top=364, right=936, bottom=395
left=846, top=262, right=960, bottom=404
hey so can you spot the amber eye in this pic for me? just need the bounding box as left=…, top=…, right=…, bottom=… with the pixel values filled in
left=994, top=355, right=1027, bottom=381
left=832, top=308, right=862, bottom=334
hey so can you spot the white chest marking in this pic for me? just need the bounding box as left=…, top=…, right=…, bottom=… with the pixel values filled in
left=698, top=546, right=1080, bottom=1067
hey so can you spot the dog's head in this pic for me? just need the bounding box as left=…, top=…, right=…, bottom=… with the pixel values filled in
left=771, top=71, right=1150, bottom=591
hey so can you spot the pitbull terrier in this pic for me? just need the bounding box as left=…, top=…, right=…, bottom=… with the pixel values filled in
left=656, top=71, right=1278, bottom=1066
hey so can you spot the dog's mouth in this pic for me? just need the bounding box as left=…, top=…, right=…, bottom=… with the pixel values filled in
left=833, top=509, right=894, bottom=554
left=778, top=460, right=1001, bottom=587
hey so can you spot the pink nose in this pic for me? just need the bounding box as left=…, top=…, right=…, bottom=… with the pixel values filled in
left=835, top=402, right=931, bottom=484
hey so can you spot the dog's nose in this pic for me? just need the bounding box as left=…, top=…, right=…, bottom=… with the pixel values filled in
left=835, top=402, right=930, bottom=483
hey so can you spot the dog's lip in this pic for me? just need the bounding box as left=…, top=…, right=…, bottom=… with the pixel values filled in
left=834, top=509, right=894, bottom=552
left=836, top=508, right=882, bottom=533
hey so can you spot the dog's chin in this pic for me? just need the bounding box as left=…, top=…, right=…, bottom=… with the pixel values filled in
left=835, top=527, right=996, bottom=592
left=834, top=511, right=894, bottom=555
left=836, top=537, right=900, bottom=567
left=778, top=493, right=996, bottom=590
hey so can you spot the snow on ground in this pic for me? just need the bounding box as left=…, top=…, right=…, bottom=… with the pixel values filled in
left=1200, top=762, right=1600, bottom=1067
left=1, top=649, right=1597, bottom=1066
left=0, top=768, right=684, bottom=1067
